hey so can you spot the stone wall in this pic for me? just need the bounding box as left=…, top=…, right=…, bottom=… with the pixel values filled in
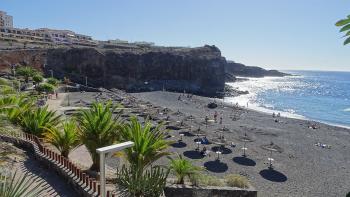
left=164, top=184, right=257, bottom=197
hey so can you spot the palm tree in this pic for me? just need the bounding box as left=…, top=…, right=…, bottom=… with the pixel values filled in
left=169, top=154, right=203, bottom=184
left=44, top=120, right=81, bottom=157
left=0, top=96, right=33, bottom=124
left=0, top=171, right=45, bottom=197
left=76, top=101, right=121, bottom=171
left=119, top=116, right=171, bottom=172
left=16, top=66, right=37, bottom=82
left=20, top=106, right=61, bottom=137
left=335, top=15, right=350, bottom=45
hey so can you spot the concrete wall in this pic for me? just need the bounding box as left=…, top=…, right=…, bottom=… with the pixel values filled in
left=164, top=184, right=257, bottom=197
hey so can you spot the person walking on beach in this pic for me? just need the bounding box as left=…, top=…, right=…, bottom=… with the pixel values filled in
left=214, top=111, right=218, bottom=123
left=205, top=116, right=209, bottom=128
left=220, top=116, right=223, bottom=124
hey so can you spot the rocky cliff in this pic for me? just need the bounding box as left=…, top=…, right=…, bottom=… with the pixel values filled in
left=225, top=61, right=290, bottom=81
left=0, top=45, right=226, bottom=97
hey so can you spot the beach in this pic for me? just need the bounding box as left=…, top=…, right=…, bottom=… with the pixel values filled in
left=55, top=89, right=350, bottom=197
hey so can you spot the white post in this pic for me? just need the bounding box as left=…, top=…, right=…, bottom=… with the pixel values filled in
left=100, top=152, right=105, bottom=197
left=97, top=141, right=134, bottom=197
left=85, top=76, right=88, bottom=87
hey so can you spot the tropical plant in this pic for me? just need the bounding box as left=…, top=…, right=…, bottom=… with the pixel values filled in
left=20, top=106, right=61, bottom=137
left=32, top=74, right=43, bottom=84
left=168, top=154, right=203, bottom=184
left=0, top=171, right=45, bottom=197
left=119, top=116, right=171, bottom=171
left=36, top=83, right=55, bottom=93
left=46, top=77, right=59, bottom=86
left=116, top=164, right=169, bottom=197
left=335, top=15, right=350, bottom=45
left=76, top=101, right=121, bottom=171
left=16, top=66, right=38, bottom=82
left=0, top=96, right=33, bottom=124
left=0, top=85, right=16, bottom=95
left=225, top=174, right=249, bottom=188
left=44, top=120, right=81, bottom=157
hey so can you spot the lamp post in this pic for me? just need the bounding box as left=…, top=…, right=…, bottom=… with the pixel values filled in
left=49, top=69, right=53, bottom=78
left=96, top=141, right=134, bottom=197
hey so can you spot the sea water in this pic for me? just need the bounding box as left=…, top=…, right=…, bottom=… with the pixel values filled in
left=225, top=70, right=350, bottom=127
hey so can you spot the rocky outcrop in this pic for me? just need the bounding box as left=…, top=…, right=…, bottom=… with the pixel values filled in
left=225, top=61, right=290, bottom=81
left=0, top=45, right=226, bottom=97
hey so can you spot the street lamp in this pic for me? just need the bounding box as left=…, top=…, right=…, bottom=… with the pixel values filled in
left=96, top=141, right=134, bottom=197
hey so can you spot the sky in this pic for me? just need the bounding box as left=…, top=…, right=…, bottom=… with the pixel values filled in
left=1, top=0, right=349, bottom=71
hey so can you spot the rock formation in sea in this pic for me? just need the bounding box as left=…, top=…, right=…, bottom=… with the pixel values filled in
left=225, top=60, right=290, bottom=82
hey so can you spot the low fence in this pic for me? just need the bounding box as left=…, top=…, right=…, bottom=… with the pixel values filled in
left=0, top=132, right=115, bottom=197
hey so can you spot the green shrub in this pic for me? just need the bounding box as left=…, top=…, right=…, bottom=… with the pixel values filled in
left=195, top=174, right=224, bottom=187
left=116, top=165, right=169, bottom=197
left=36, top=83, right=55, bottom=93
left=16, top=66, right=38, bottom=82
left=47, top=77, right=59, bottom=86
left=0, top=78, right=9, bottom=86
left=225, top=174, right=249, bottom=188
left=32, top=74, right=43, bottom=83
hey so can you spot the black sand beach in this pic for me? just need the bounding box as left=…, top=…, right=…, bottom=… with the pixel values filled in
left=59, top=90, right=350, bottom=197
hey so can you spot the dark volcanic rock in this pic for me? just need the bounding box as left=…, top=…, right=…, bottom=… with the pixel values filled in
left=0, top=45, right=226, bottom=97
left=225, top=61, right=290, bottom=81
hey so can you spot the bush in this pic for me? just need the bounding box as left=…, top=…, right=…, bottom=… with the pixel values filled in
left=116, top=165, right=169, bottom=197
left=47, top=77, right=59, bottom=86
left=32, top=74, right=43, bottom=83
left=225, top=174, right=249, bottom=188
left=195, top=174, right=224, bottom=187
left=16, top=66, right=38, bottom=82
left=36, top=83, right=55, bottom=93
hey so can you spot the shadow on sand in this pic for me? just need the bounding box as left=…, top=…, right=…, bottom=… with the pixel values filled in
left=179, top=131, right=196, bottom=137
left=233, top=156, right=256, bottom=166
left=204, top=160, right=228, bottom=173
left=259, top=168, right=287, bottom=182
left=211, top=146, right=232, bottom=154
left=183, top=150, right=205, bottom=159
left=171, top=141, right=187, bottom=148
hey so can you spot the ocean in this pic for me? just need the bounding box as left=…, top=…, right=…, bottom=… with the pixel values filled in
left=225, top=70, right=350, bottom=128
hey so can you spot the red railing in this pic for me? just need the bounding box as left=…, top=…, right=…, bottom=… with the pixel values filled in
left=5, top=132, right=116, bottom=197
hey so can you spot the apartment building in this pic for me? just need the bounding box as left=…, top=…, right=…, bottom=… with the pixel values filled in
left=0, top=11, right=13, bottom=28
left=0, top=10, right=96, bottom=47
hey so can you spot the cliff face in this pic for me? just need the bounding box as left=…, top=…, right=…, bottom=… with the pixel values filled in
left=0, top=45, right=226, bottom=97
left=225, top=61, right=290, bottom=81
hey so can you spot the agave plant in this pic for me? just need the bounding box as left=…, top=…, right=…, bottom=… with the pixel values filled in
left=20, top=106, right=61, bottom=137
left=76, top=101, right=121, bottom=171
left=335, top=15, right=350, bottom=45
left=0, top=171, right=45, bottom=197
left=116, top=164, right=169, bottom=197
left=169, top=154, right=203, bottom=184
left=44, top=119, right=81, bottom=157
left=119, top=116, right=171, bottom=171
